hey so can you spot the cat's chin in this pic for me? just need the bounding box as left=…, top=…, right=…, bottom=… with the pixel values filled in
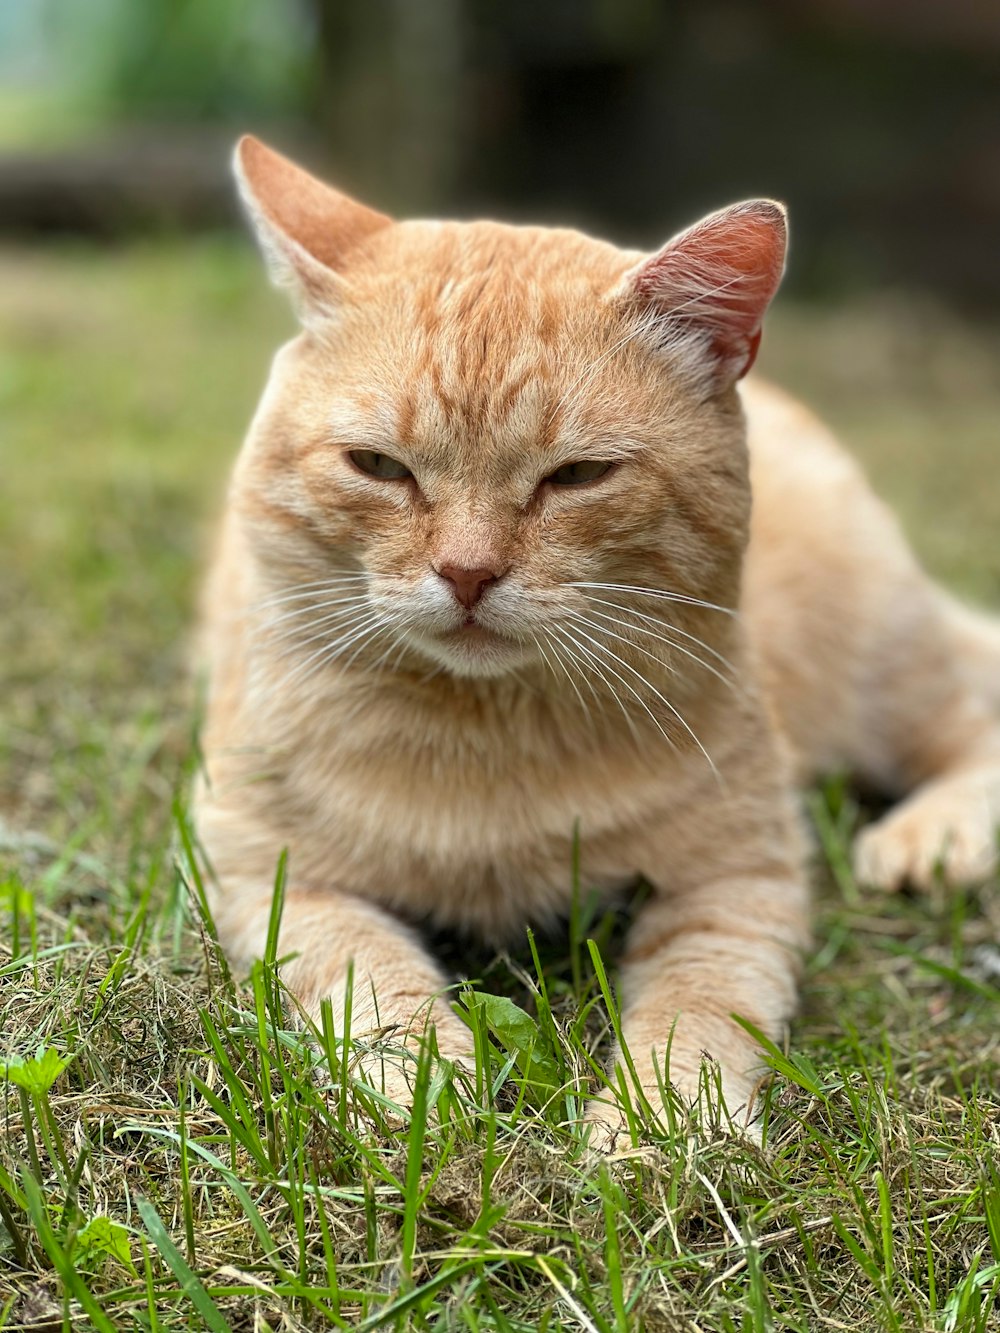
left=409, top=627, right=535, bottom=679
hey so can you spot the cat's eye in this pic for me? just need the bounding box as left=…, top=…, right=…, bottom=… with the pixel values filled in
left=348, top=449, right=413, bottom=481
left=545, top=460, right=614, bottom=486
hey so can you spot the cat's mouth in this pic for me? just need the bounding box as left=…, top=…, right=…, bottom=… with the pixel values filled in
left=419, top=613, right=532, bottom=678
left=448, top=617, right=500, bottom=640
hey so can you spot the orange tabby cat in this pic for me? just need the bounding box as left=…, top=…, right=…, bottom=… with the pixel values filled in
left=194, top=136, right=1000, bottom=1141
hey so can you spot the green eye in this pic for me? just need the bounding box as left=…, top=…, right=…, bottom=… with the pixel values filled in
left=348, top=449, right=412, bottom=480
left=546, top=460, right=613, bottom=486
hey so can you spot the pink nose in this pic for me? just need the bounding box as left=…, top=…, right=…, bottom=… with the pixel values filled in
left=435, top=563, right=502, bottom=610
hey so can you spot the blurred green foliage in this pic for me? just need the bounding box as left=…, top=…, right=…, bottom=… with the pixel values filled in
left=70, top=0, right=311, bottom=122
left=0, top=0, right=312, bottom=145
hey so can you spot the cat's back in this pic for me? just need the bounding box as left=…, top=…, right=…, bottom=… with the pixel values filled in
left=741, top=379, right=924, bottom=780
left=742, top=378, right=872, bottom=605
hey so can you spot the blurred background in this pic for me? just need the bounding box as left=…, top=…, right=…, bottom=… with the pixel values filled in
left=1, top=0, right=999, bottom=851
left=2, top=0, right=999, bottom=299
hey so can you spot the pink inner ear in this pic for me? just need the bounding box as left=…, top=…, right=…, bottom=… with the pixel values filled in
left=627, top=202, right=787, bottom=381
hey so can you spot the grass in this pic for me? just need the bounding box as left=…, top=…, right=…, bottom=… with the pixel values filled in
left=2, top=237, right=1000, bottom=1330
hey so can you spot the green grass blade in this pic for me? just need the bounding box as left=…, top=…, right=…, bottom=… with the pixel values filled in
left=124, top=1125, right=292, bottom=1280
left=137, top=1195, right=233, bottom=1333
left=20, top=1170, right=118, bottom=1333
left=355, top=1256, right=486, bottom=1331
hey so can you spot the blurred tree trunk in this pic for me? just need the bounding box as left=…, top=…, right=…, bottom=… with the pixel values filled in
left=308, top=0, right=464, bottom=212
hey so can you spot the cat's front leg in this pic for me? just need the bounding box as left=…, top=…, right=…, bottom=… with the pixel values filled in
left=211, top=878, right=473, bottom=1104
left=587, top=870, right=810, bottom=1149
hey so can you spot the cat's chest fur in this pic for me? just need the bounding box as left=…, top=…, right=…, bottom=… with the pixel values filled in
left=263, top=678, right=670, bottom=936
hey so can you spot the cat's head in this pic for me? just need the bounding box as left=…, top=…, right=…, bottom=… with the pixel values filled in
left=232, top=137, right=786, bottom=684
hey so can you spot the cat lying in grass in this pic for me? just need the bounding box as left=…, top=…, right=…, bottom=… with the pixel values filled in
left=194, top=136, right=1000, bottom=1144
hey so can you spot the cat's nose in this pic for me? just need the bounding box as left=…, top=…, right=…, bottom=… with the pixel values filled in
left=434, top=563, right=503, bottom=610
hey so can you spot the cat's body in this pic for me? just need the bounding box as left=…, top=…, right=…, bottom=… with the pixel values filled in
left=195, top=138, right=1000, bottom=1138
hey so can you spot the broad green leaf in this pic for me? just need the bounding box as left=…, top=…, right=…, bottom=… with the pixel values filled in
left=0, top=1046, right=72, bottom=1095
left=73, top=1214, right=137, bottom=1276
left=466, top=992, right=561, bottom=1094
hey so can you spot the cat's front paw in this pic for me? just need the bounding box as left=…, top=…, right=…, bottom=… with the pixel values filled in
left=581, top=1065, right=763, bottom=1155
left=581, top=1095, right=642, bottom=1157
left=854, top=768, right=1000, bottom=892
left=344, top=1016, right=476, bottom=1114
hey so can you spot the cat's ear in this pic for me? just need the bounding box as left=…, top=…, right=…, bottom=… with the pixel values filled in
left=619, top=200, right=787, bottom=388
left=233, top=136, right=391, bottom=326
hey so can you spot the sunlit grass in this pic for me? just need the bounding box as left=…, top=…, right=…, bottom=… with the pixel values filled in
left=1, top=240, right=999, bottom=1328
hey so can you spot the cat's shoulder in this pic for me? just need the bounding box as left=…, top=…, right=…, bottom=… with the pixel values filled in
left=741, top=377, right=866, bottom=491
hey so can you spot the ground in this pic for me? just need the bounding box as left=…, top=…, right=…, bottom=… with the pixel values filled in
left=0, top=240, right=998, bottom=1330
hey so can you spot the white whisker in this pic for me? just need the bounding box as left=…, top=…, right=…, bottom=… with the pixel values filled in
left=290, top=629, right=389, bottom=690
left=284, top=622, right=385, bottom=689
left=368, top=629, right=415, bottom=675
left=341, top=612, right=403, bottom=672
left=533, top=630, right=594, bottom=732
left=549, top=629, right=607, bottom=724
left=547, top=627, right=607, bottom=714
left=559, top=621, right=674, bottom=750
left=258, top=594, right=372, bottom=636
left=576, top=593, right=737, bottom=675
left=550, top=624, right=644, bottom=749
left=532, top=630, right=566, bottom=694
left=566, top=581, right=736, bottom=617
left=269, top=604, right=378, bottom=655
left=252, top=575, right=370, bottom=611
left=574, top=604, right=738, bottom=695
left=544, top=625, right=603, bottom=709
left=278, top=610, right=388, bottom=690
left=563, top=616, right=720, bottom=782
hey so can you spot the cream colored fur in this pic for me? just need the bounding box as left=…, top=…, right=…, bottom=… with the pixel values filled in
left=194, top=138, right=1000, bottom=1143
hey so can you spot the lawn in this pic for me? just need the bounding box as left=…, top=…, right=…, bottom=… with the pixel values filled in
left=1, top=238, right=999, bottom=1331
